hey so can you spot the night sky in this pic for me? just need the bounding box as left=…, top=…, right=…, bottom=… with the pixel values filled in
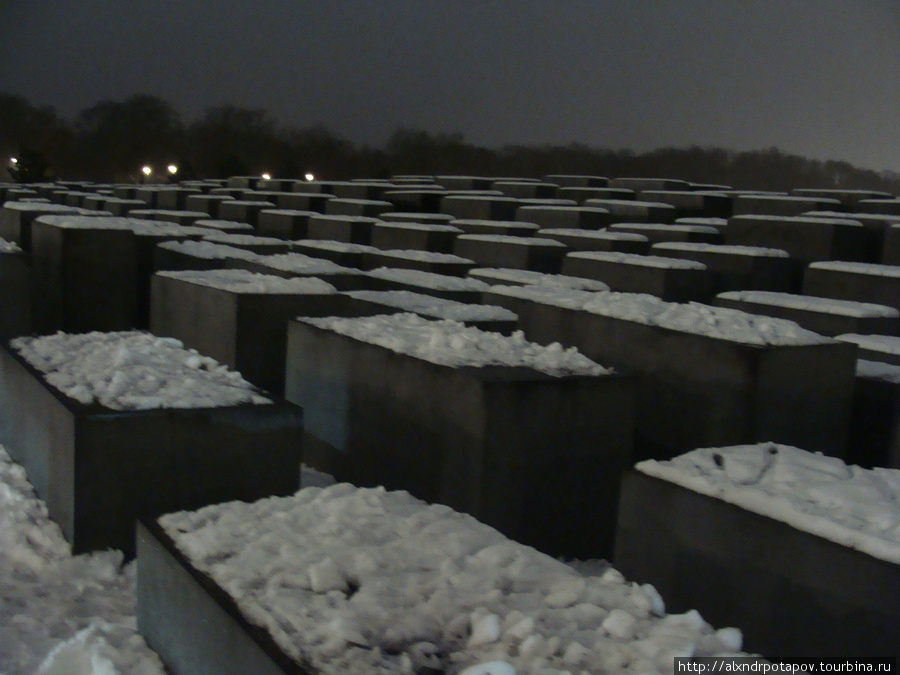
left=1, top=1, right=898, bottom=171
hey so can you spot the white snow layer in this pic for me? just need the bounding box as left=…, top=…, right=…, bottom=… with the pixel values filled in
left=637, top=444, right=900, bottom=565
left=856, top=359, right=900, bottom=383
left=808, top=260, right=900, bottom=279
left=156, top=269, right=337, bottom=295
left=305, top=313, right=609, bottom=376
left=257, top=252, right=358, bottom=275
left=160, top=484, right=744, bottom=675
left=470, top=268, right=610, bottom=291
left=156, top=239, right=262, bottom=260
left=0, top=445, right=165, bottom=675
left=566, top=251, right=707, bottom=270
left=193, top=218, right=255, bottom=230
left=368, top=267, right=491, bottom=291
left=0, top=237, right=22, bottom=253
left=717, top=291, right=899, bottom=319
left=201, top=233, right=287, bottom=246
left=836, top=333, right=900, bottom=356
left=488, top=286, right=830, bottom=346
left=652, top=243, right=790, bottom=258
left=347, top=290, right=516, bottom=322
left=457, top=234, right=567, bottom=247
left=377, top=249, right=473, bottom=263
left=10, top=331, right=271, bottom=410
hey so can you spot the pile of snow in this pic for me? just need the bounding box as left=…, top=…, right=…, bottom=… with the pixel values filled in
left=487, top=287, right=830, bottom=346
left=637, top=444, right=900, bottom=564
left=471, top=268, right=610, bottom=291
left=306, top=313, right=608, bottom=376
left=457, top=234, right=566, bottom=247
left=156, top=269, right=337, bottom=295
left=369, top=267, right=491, bottom=291
left=566, top=251, right=707, bottom=270
left=201, top=233, right=286, bottom=246
left=808, top=260, right=900, bottom=279
left=161, top=484, right=744, bottom=674
left=0, top=445, right=165, bottom=674
left=348, top=291, right=517, bottom=322
left=127, top=221, right=208, bottom=237
left=11, top=331, right=271, bottom=410
left=718, top=291, right=899, bottom=318
left=0, top=237, right=22, bottom=253
left=192, top=218, right=254, bottom=231
left=156, top=239, right=262, bottom=260
left=257, top=252, right=359, bottom=275
left=376, top=249, right=473, bottom=263
left=652, top=243, right=789, bottom=258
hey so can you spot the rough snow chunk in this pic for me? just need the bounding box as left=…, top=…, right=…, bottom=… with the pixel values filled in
left=305, top=313, right=609, bottom=376
left=10, top=331, right=271, bottom=410
left=600, top=608, right=638, bottom=639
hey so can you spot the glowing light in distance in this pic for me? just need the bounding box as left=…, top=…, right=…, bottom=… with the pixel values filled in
left=141, top=166, right=152, bottom=176
left=304, top=172, right=315, bottom=181
left=261, top=172, right=272, bottom=180
left=167, top=164, right=178, bottom=174
left=9, top=157, right=18, bottom=164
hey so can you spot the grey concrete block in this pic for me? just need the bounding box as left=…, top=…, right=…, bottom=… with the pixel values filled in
left=467, top=267, right=610, bottom=291
left=378, top=211, right=456, bottom=226
left=857, top=199, right=900, bottom=216
left=0, top=344, right=303, bottom=558
left=193, top=219, right=255, bottom=233
left=440, top=194, right=520, bottom=221
left=491, top=180, right=558, bottom=199
left=803, top=261, right=900, bottom=314
left=325, top=198, right=393, bottom=218
left=543, top=174, right=609, bottom=187
left=0, top=202, right=83, bottom=251
left=583, top=198, right=677, bottom=223
left=272, top=192, right=333, bottom=212
left=453, top=234, right=568, bottom=273
left=306, top=214, right=380, bottom=245
left=885, top=225, right=900, bottom=266
left=364, top=268, right=490, bottom=303
left=614, top=468, right=900, bottom=658
left=289, top=240, right=379, bottom=270
left=608, top=223, right=722, bottom=245
left=515, top=205, right=613, bottom=230
left=284, top=316, right=636, bottom=558
left=185, top=194, right=233, bottom=218
left=218, top=200, right=277, bottom=227
left=256, top=209, right=318, bottom=239
left=836, top=334, right=900, bottom=366
left=331, top=181, right=397, bottom=200
left=733, top=194, right=843, bottom=217
left=450, top=219, right=540, bottom=237
left=370, top=222, right=462, bottom=253
left=561, top=251, right=711, bottom=302
left=233, top=253, right=370, bottom=292
left=638, top=190, right=732, bottom=219
left=157, top=188, right=202, bottom=210
left=363, top=249, right=475, bottom=277
left=381, top=189, right=447, bottom=213
left=0, top=243, right=31, bottom=341
left=153, top=241, right=262, bottom=273
left=652, top=242, right=794, bottom=293
left=609, top=177, right=692, bottom=191
left=801, top=211, right=900, bottom=264
left=848, top=360, right=900, bottom=469
left=791, top=188, right=893, bottom=210
left=433, top=175, right=495, bottom=190
left=200, top=233, right=292, bottom=255
left=539, top=228, right=650, bottom=254
left=558, top=187, right=635, bottom=203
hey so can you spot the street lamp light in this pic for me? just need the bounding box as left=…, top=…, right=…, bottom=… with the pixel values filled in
left=304, top=172, right=315, bottom=181
left=167, top=164, right=178, bottom=175
left=9, top=157, right=18, bottom=165
left=141, top=166, right=152, bottom=177
left=261, top=172, right=271, bottom=181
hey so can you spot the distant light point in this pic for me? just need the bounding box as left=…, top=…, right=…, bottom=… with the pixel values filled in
left=167, top=164, right=178, bottom=175
left=304, top=172, right=315, bottom=181
left=141, top=165, right=152, bottom=176
left=10, top=157, right=18, bottom=164
left=261, top=172, right=272, bottom=180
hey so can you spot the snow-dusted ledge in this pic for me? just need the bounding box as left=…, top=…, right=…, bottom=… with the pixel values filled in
left=718, top=291, right=899, bottom=319
left=159, top=484, right=744, bottom=674
left=305, top=313, right=607, bottom=377
left=10, top=331, right=271, bottom=410
left=368, top=267, right=491, bottom=291
left=155, top=269, right=337, bottom=295
left=156, top=239, right=262, bottom=261
left=636, top=443, right=900, bottom=565
left=347, top=290, right=516, bottom=322
left=469, top=267, right=610, bottom=291
left=0, top=236, right=22, bottom=253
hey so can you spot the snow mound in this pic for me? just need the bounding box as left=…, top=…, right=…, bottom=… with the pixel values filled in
left=258, top=252, right=357, bottom=275
left=369, top=267, right=490, bottom=291
left=0, top=445, right=164, bottom=674
left=292, top=240, right=378, bottom=254
left=157, top=239, right=262, bottom=260
left=11, top=331, right=271, bottom=410
left=157, top=269, right=337, bottom=295
left=160, top=484, right=743, bottom=674
left=856, top=359, right=900, bottom=383
left=305, top=313, right=608, bottom=376
left=718, top=291, right=899, bottom=319
left=192, top=219, right=254, bottom=230
left=653, top=243, right=789, bottom=257
left=202, top=233, right=286, bottom=245
left=457, top=234, right=566, bottom=247
left=377, top=249, right=473, bottom=263
left=348, top=290, right=516, bottom=322
left=637, top=444, right=900, bottom=564
left=472, top=268, right=610, bottom=291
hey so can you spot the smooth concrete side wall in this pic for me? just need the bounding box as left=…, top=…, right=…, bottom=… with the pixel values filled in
left=848, top=372, right=900, bottom=469
left=0, top=251, right=31, bottom=340
left=482, top=292, right=856, bottom=460
left=0, top=345, right=303, bottom=558
left=284, top=319, right=636, bottom=559
left=561, top=254, right=711, bottom=302
left=803, top=265, right=900, bottom=314
left=137, top=522, right=306, bottom=675
left=614, top=470, right=900, bottom=658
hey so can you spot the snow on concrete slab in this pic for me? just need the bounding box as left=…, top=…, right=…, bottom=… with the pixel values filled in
left=377, top=249, right=473, bottom=263
left=10, top=331, right=271, bottom=410
left=469, top=267, right=610, bottom=291
left=718, top=291, right=899, bottom=319
left=34, top=214, right=144, bottom=230
left=291, top=239, right=379, bottom=254
left=836, top=333, right=900, bottom=357
left=368, top=267, right=491, bottom=291
left=347, top=290, right=517, bottom=322
left=306, top=313, right=607, bottom=376
left=456, top=234, right=567, bottom=247
left=201, top=233, right=288, bottom=246
left=156, top=269, right=338, bottom=295
left=567, top=251, right=707, bottom=270
left=637, top=443, right=900, bottom=565
left=155, top=239, right=262, bottom=261
left=653, top=243, right=789, bottom=258
left=192, top=218, right=255, bottom=231
left=808, top=261, right=900, bottom=279
left=487, top=284, right=599, bottom=310
left=160, top=483, right=744, bottom=674
left=257, top=252, right=359, bottom=275
left=376, top=222, right=462, bottom=233
left=857, top=359, right=900, bottom=384
left=0, top=237, right=22, bottom=253
left=675, top=217, right=728, bottom=227
left=0, top=444, right=165, bottom=674
left=539, top=228, right=647, bottom=242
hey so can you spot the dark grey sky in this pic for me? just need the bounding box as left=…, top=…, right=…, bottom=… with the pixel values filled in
left=1, top=1, right=898, bottom=171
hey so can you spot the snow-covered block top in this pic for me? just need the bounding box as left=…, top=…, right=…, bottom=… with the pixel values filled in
left=471, top=268, right=610, bottom=291
left=718, top=291, right=899, bottom=319
left=152, top=210, right=209, bottom=218
left=380, top=212, right=455, bottom=223
left=292, top=240, right=379, bottom=255
left=258, top=209, right=318, bottom=217
left=567, top=251, right=707, bottom=271
left=374, top=221, right=462, bottom=233
left=1, top=201, right=79, bottom=213
left=730, top=215, right=863, bottom=228
left=456, top=234, right=566, bottom=247
left=517, top=205, right=611, bottom=214
left=33, top=215, right=136, bottom=230
left=201, top=233, right=287, bottom=246
left=306, top=313, right=607, bottom=376
left=221, top=200, right=277, bottom=208
left=311, top=214, right=381, bottom=224
left=675, top=217, right=728, bottom=227
left=808, top=261, right=900, bottom=279
left=736, top=194, right=841, bottom=204
left=10, top=331, right=271, bottom=410
left=328, top=198, right=392, bottom=207
left=156, top=240, right=262, bottom=261
left=653, top=243, right=789, bottom=258
left=857, top=359, right=900, bottom=384
left=126, top=221, right=208, bottom=237
left=488, top=284, right=599, bottom=309
left=539, top=228, right=648, bottom=242
left=583, top=199, right=675, bottom=212
left=256, top=252, right=360, bottom=275
left=192, top=219, right=254, bottom=231
left=156, top=269, right=338, bottom=295
left=492, top=286, right=830, bottom=346
left=369, top=267, right=491, bottom=291
left=375, top=249, right=473, bottom=264
left=802, top=211, right=900, bottom=224
left=609, top=223, right=720, bottom=235
left=450, top=219, right=540, bottom=230
left=348, top=291, right=516, bottom=323
left=160, top=484, right=743, bottom=674
left=0, top=237, right=22, bottom=253
left=836, top=333, right=900, bottom=357
left=637, top=444, right=900, bottom=565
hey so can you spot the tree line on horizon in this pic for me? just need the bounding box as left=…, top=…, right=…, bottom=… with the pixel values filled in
left=2, top=91, right=898, bottom=194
